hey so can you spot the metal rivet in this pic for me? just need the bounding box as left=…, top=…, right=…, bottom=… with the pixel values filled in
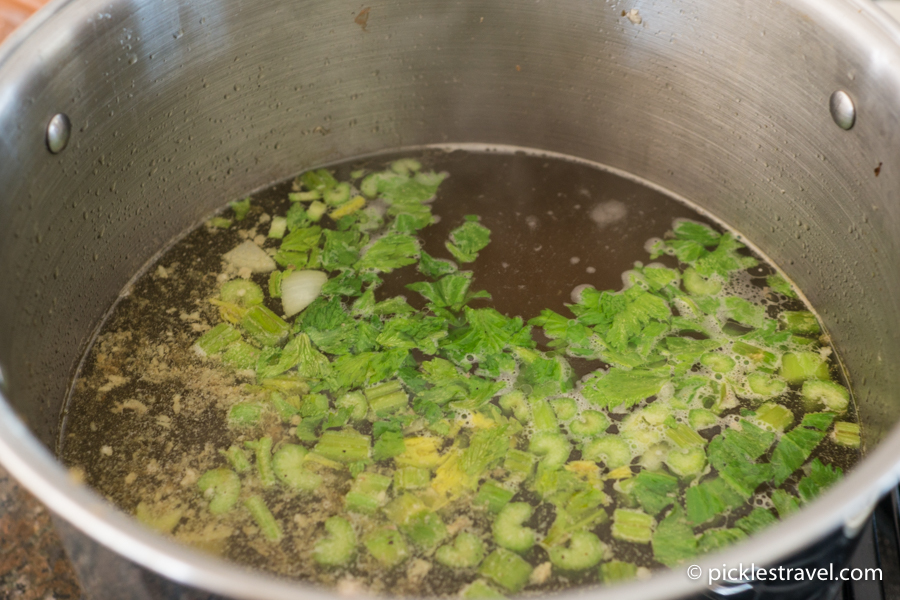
left=829, top=90, right=856, bottom=130
left=46, top=113, right=71, bottom=153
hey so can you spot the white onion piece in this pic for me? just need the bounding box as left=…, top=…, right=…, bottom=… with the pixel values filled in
left=222, top=240, right=276, bottom=273
left=281, top=270, right=328, bottom=317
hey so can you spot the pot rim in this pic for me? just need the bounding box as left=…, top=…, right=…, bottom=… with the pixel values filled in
left=2, top=0, right=900, bottom=598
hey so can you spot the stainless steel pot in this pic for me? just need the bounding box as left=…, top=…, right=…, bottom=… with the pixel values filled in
left=1, top=0, right=899, bottom=598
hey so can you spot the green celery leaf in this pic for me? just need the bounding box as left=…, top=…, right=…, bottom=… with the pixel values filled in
left=446, top=219, right=491, bottom=263
left=580, top=368, right=669, bottom=410
left=418, top=250, right=458, bottom=278
left=357, top=234, right=420, bottom=272
left=652, top=505, right=698, bottom=567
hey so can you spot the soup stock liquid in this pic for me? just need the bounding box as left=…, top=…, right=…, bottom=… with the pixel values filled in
left=59, top=149, right=860, bottom=595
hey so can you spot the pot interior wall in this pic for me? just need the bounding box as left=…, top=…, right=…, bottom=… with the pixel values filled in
left=0, top=0, right=898, bottom=457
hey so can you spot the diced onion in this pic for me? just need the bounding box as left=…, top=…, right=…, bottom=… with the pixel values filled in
left=222, top=240, right=276, bottom=273
left=282, top=270, right=328, bottom=317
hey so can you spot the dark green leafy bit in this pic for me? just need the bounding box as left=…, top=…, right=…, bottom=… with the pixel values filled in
left=446, top=216, right=491, bottom=263
left=652, top=505, right=697, bottom=567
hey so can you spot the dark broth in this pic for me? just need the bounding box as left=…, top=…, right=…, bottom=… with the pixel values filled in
left=60, top=149, right=860, bottom=596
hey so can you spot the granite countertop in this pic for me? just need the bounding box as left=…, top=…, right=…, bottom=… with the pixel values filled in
left=0, top=467, right=81, bottom=599
left=2, top=2, right=900, bottom=600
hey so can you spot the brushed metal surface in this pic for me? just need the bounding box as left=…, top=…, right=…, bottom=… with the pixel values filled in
left=0, top=0, right=899, bottom=598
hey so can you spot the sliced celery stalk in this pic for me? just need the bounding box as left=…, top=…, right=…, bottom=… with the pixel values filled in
left=436, top=532, right=486, bottom=569
left=549, top=531, right=606, bottom=571
left=364, top=527, right=409, bottom=567
left=611, top=508, right=654, bottom=544
left=240, top=305, right=289, bottom=347
left=528, top=432, right=571, bottom=470
left=833, top=421, right=861, bottom=448
left=345, top=472, right=392, bottom=514
left=492, top=502, right=535, bottom=553
left=780, top=352, right=830, bottom=385
left=569, top=410, right=611, bottom=438
left=778, top=310, right=820, bottom=336
left=197, top=468, right=240, bottom=515
left=273, top=444, right=322, bottom=491
left=315, top=429, right=371, bottom=463
left=756, top=403, right=794, bottom=431
left=747, top=372, right=787, bottom=398
left=244, top=436, right=276, bottom=487
left=478, top=548, right=533, bottom=593
left=802, top=379, right=849, bottom=412
left=474, top=480, right=515, bottom=514
left=313, top=516, right=357, bottom=566
left=582, top=436, right=632, bottom=469
left=195, top=323, right=241, bottom=356
left=243, top=496, right=282, bottom=542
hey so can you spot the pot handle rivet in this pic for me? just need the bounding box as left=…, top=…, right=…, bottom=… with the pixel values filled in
left=46, top=113, right=71, bottom=154
left=829, top=90, right=856, bottom=130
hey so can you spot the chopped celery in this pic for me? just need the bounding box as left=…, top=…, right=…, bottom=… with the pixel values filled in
left=228, top=402, right=264, bottom=427
left=240, top=305, right=289, bottom=347
left=243, top=496, right=282, bottom=542
left=531, top=400, right=559, bottom=432
left=436, top=532, right=486, bottom=569
left=323, top=182, right=351, bottom=206
left=666, top=424, right=706, bottom=449
left=268, top=216, right=287, bottom=239
left=335, top=391, right=368, bottom=421
left=611, top=508, right=654, bottom=544
left=833, top=421, right=861, bottom=448
left=756, top=403, right=794, bottom=431
left=736, top=507, right=777, bottom=535
left=313, top=516, right=357, bottom=566
left=747, top=372, right=787, bottom=398
left=772, top=489, right=799, bottom=518
left=600, top=561, right=638, bottom=583
left=632, top=471, right=679, bottom=515
left=310, top=428, right=370, bottom=464
left=384, top=493, right=427, bottom=525
left=779, top=310, right=820, bottom=336
left=528, top=432, right=571, bottom=470
left=478, top=549, right=533, bottom=593
left=665, top=447, right=707, bottom=478
left=197, top=468, right=240, bottom=515
left=652, top=505, right=697, bottom=566
left=195, top=323, right=241, bottom=356
left=394, top=466, right=431, bottom=490
left=373, top=431, right=406, bottom=461
left=492, top=502, right=535, bottom=553
left=220, top=279, right=264, bottom=307
left=700, top=353, right=735, bottom=374
left=780, top=351, right=830, bottom=385
left=549, top=531, right=606, bottom=571
left=364, top=527, right=409, bottom=567
left=503, top=449, right=536, bottom=482
left=732, top=341, right=776, bottom=365
left=308, top=200, right=328, bottom=221
left=222, top=341, right=261, bottom=370
left=582, top=436, right=632, bottom=469
left=345, top=472, right=392, bottom=514
left=395, top=436, right=443, bottom=469
left=683, top=267, right=722, bottom=295
left=365, top=380, right=409, bottom=416
left=801, top=412, right=836, bottom=431
left=499, top=390, right=531, bottom=422
left=802, top=379, right=849, bottom=412
left=404, top=511, right=448, bottom=548
left=330, top=195, right=366, bottom=219
left=474, top=480, right=515, bottom=513
left=273, top=444, right=322, bottom=491
left=698, top=528, right=746, bottom=554
left=569, top=410, right=611, bottom=438
left=688, top=408, right=718, bottom=431
left=244, top=436, right=276, bottom=487
left=550, top=398, right=578, bottom=421
left=219, top=445, right=251, bottom=473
